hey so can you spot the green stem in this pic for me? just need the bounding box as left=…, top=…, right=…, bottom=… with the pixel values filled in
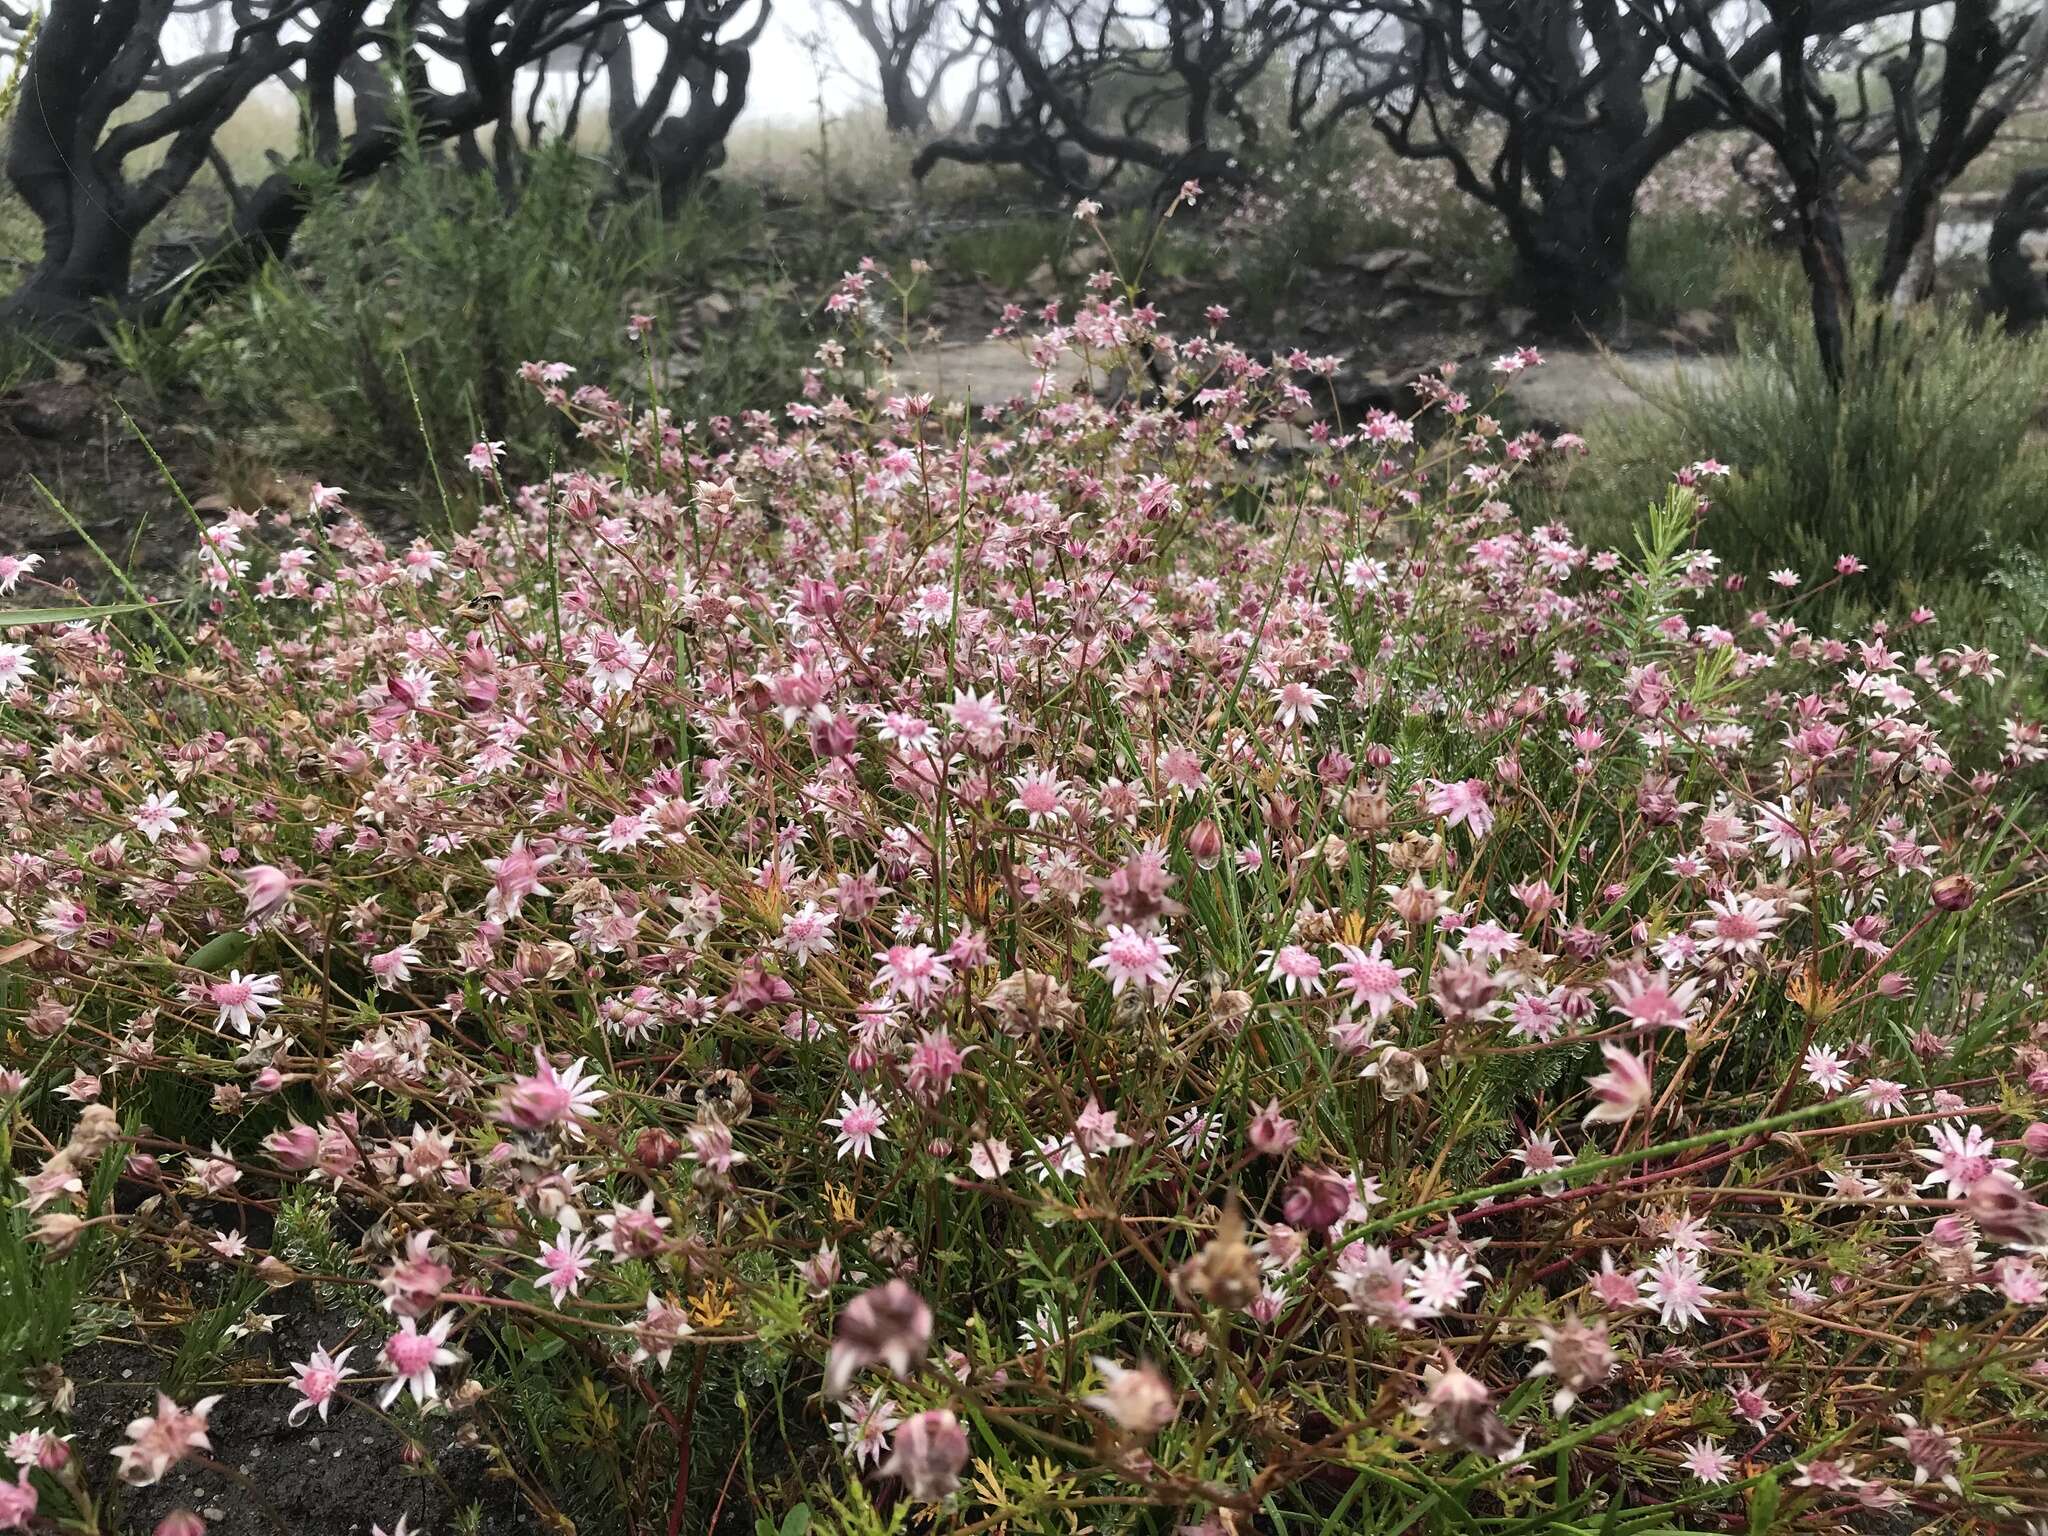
left=1364, top=1095, right=1854, bottom=1235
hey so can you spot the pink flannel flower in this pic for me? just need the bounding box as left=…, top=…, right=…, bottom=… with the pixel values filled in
left=1581, top=1043, right=1653, bottom=1127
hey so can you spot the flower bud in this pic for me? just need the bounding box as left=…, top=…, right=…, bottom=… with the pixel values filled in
left=1369, top=1046, right=1430, bottom=1101
left=1931, top=873, right=1978, bottom=912
left=1963, top=1171, right=2048, bottom=1250
left=825, top=1280, right=932, bottom=1398
left=239, top=864, right=295, bottom=920
left=633, top=1128, right=682, bottom=1170
left=65, top=1103, right=122, bottom=1163
left=1418, top=1357, right=1519, bottom=1458
left=1430, top=959, right=1500, bottom=1027
left=1389, top=875, right=1442, bottom=928
left=0, top=1471, right=37, bottom=1529
left=1929, top=1213, right=1975, bottom=1247
left=1084, top=1358, right=1179, bottom=1436
left=256, top=1256, right=297, bottom=1288
left=31, top=1212, right=87, bottom=1256
left=1281, top=1167, right=1353, bottom=1230
left=1528, top=1315, right=1616, bottom=1414
left=881, top=1409, right=968, bottom=1501
left=1174, top=1203, right=1261, bottom=1311
left=1342, top=783, right=1391, bottom=833
left=156, top=1513, right=207, bottom=1536
left=1247, top=1099, right=1299, bottom=1157
left=809, top=712, right=859, bottom=761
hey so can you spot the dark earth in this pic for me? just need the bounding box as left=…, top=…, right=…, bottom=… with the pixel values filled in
left=62, top=1291, right=540, bottom=1536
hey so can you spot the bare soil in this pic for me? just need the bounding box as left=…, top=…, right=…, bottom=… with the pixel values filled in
left=61, top=1290, right=540, bottom=1536
left=0, top=370, right=222, bottom=597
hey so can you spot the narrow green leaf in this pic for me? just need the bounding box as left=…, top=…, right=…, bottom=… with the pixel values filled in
left=185, top=931, right=249, bottom=973
left=1746, top=1468, right=1781, bottom=1536
left=0, top=603, right=149, bottom=627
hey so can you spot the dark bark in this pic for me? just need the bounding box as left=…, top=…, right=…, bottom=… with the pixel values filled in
left=1327, top=0, right=1706, bottom=326
left=606, top=19, right=638, bottom=141
left=1, top=0, right=307, bottom=342
left=879, top=57, right=932, bottom=133
left=826, top=0, right=959, bottom=133
left=1873, top=0, right=2048, bottom=309
left=1302, top=0, right=1930, bottom=329
left=1647, top=0, right=1876, bottom=383
left=1, top=0, right=758, bottom=343
left=1511, top=180, right=1639, bottom=327
left=1985, top=165, right=2048, bottom=331
left=613, top=0, right=767, bottom=212
left=1775, top=1, right=1853, bottom=384
left=912, top=0, right=1298, bottom=199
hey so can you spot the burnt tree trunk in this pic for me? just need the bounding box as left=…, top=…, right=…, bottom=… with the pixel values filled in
left=617, top=20, right=755, bottom=214
left=1986, top=166, right=2048, bottom=332
left=1873, top=0, right=2046, bottom=310
left=878, top=54, right=932, bottom=133
left=0, top=0, right=142, bottom=340
left=1777, top=21, right=1853, bottom=386
left=606, top=21, right=638, bottom=143
left=0, top=193, right=140, bottom=343
left=1509, top=165, right=1642, bottom=328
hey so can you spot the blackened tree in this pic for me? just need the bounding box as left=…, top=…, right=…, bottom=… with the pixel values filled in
left=1639, top=0, right=1870, bottom=381
left=1986, top=162, right=2048, bottom=328
left=822, top=0, right=978, bottom=131
left=911, top=0, right=1308, bottom=198
left=610, top=0, right=769, bottom=210
left=0, top=0, right=765, bottom=340
left=1293, top=0, right=1923, bottom=327
left=1870, top=0, right=2047, bottom=308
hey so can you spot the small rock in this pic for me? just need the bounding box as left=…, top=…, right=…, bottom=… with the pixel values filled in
left=1409, top=277, right=1488, bottom=300
left=6, top=379, right=96, bottom=440
left=1673, top=308, right=1719, bottom=340
left=1346, top=247, right=1428, bottom=277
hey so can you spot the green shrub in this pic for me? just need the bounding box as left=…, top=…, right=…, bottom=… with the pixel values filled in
left=940, top=214, right=1071, bottom=290
left=1545, top=272, right=2048, bottom=602
left=193, top=145, right=815, bottom=491
left=1622, top=210, right=1757, bottom=321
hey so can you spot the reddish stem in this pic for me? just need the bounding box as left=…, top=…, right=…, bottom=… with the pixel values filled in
left=667, top=1344, right=709, bottom=1536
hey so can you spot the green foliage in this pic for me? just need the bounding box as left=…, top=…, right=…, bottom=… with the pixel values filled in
left=941, top=215, right=1072, bottom=291
left=165, top=1270, right=269, bottom=1396
left=0, top=23, right=31, bottom=117
left=0, top=1113, right=121, bottom=1403
left=1975, top=546, right=2048, bottom=728
left=191, top=146, right=817, bottom=489
left=1548, top=273, right=2048, bottom=602
left=1623, top=211, right=1756, bottom=320
left=103, top=285, right=247, bottom=403
left=0, top=175, right=49, bottom=387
